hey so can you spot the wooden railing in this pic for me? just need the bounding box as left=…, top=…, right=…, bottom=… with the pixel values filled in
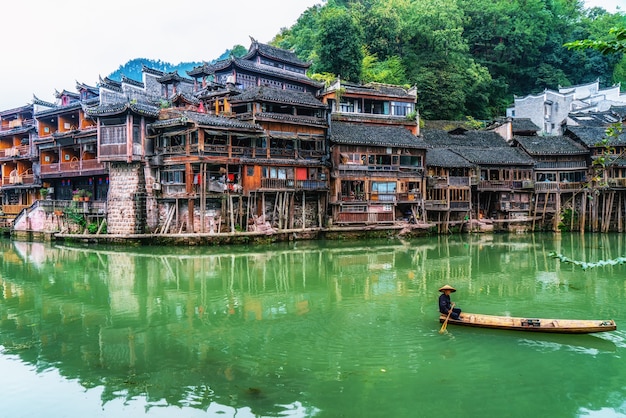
left=450, top=201, right=471, bottom=210
left=0, top=204, right=29, bottom=215
left=534, top=182, right=584, bottom=192
left=424, top=200, right=448, bottom=210
left=478, top=180, right=529, bottom=190
left=335, top=212, right=394, bottom=224
left=41, top=159, right=105, bottom=174
left=261, top=178, right=328, bottom=190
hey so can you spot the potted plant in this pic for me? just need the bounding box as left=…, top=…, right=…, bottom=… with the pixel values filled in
left=40, top=188, right=49, bottom=200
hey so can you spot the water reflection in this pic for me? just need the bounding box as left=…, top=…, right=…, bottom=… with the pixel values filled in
left=1, top=234, right=626, bottom=417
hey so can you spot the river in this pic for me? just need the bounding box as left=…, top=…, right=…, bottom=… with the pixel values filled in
left=1, top=233, right=625, bottom=417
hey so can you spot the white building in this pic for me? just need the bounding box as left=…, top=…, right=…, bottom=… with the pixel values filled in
left=506, top=80, right=626, bottom=135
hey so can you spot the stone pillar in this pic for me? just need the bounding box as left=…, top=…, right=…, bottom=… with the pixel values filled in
left=107, top=162, right=147, bottom=234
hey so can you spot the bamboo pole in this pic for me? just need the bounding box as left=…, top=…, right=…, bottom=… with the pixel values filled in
left=532, top=192, right=539, bottom=231
left=302, top=191, right=306, bottom=230
left=579, top=190, right=588, bottom=232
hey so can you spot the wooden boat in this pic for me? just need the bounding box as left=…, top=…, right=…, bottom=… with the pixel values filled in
left=439, top=312, right=616, bottom=334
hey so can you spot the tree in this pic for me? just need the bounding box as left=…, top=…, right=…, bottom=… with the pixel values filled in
left=315, top=6, right=364, bottom=81
left=565, top=27, right=626, bottom=55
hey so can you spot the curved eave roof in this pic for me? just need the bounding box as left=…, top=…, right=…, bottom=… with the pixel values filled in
left=0, top=104, right=33, bottom=117
left=0, top=125, right=35, bottom=138
left=252, top=113, right=328, bottom=127
left=244, top=40, right=312, bottom=69
left=34, top=101, right=82, bottom=117
left=148, top=111, right=264, bottom=133
left=515, top=135, right=588, bottom=156
left=331, top=121, right=425, bottom=149
left=198, top=58, right=323, bottom=88
left=230, top=86, right=325, bottom=108
left=327, top=82, right=415, bottom=101
left=84, top=102, right=160, bottom=118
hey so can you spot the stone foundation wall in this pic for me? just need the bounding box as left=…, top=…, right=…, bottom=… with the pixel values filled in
left=107, top=162, right=146, bottom=234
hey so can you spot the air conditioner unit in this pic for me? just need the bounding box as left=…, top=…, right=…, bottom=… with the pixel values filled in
left=153, top=182, right=162, bottom=191
left=84, top=144, right=96, bottom=153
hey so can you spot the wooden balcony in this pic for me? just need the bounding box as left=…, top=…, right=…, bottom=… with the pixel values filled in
left=397, top=192, right=422, bottom=203
left=449, top=176, right=470, bottom=187
left=424, top=200, right=448, bottom=210
left=1, top=145, right=30, bottom=159
left=450, top=201, right=471, bottom=210
left=335, top=211, right=394, bottom=224
left=534, top=181, right=584, bottom=192
left=499, top=202, right=531, bottom=211
left=261, top=178, right=328, bottom=191
left=478, top=180, right=530, bottom=191
left=608, top=178, right=626, bottom=188
left=2, top=173, right=35, bottom=186
left=41, top=159, right=106, bottom=176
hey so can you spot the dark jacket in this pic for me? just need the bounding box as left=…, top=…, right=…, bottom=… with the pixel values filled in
left=439, top=293, right=452, bottom=314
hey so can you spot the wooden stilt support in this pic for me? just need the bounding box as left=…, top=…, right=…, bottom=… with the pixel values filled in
left=302, top=191, right=306, bottom=230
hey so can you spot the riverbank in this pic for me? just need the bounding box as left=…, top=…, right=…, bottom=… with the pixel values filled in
left=10, top=223, right=437, bottom=246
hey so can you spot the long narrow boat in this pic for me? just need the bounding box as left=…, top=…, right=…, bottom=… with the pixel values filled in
left=439, top=312, right=616, bottom=334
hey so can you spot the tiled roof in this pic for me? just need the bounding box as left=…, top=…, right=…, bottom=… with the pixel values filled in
left=332, top=81, right=415, bottom=100
left=244, top=38, right=311, bottom=68
left=98, top=76, right=123, bottom=92
left=515, top=135, right=588, bottom=155
left=170, top=92, right=200, bottom=105
left=148, top=110, right=263, bottom=132
left=455, top=146, right=535, bottom=166
left=0, top=125, right=35, bottom=138
left=422, top=129, right=509, bottom=148
left=331, top=121, right=425, bottom=149
left=251, top=112, right=328, bottom=127
left=32, top=95, right=57, bottom=109
left=199, top=58, right=323, bottom=88
left=426, top=147, right=474, bottom=168
left=230, top=86, right=325, bottom=108
left=566, top=126, right=626, bottom=147
left=0, top=104, right=33, bottom=117
left=84, top=102, right=160, bottom=118
left=122, top=75, right=144, bottom=88
left=142, top=65, right=165, bottom=77
left=568, top=111, right=621, bottom=127
left=157, top=71, right=194, bottom=85
left=34, top=101, right=82, bottom=117
left=511, top=118, right=540, bottom=133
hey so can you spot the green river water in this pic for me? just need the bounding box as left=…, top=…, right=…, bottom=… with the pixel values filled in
left=1, top=233, right=625, bottom=418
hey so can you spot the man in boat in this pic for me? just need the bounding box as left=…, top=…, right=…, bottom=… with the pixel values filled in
left=439, top=285, right=462, bottom=320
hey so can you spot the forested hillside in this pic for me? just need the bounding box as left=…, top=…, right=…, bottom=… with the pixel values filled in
left=272, top=0, right=626, bottom=120
left=106, top=47, right=249, bottom=84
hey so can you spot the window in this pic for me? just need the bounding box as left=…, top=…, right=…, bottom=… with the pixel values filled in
left=161, top=167, right=185, bottom=184
left=371, top=181, right=396, bottom=194
left=391, top=102, right=414, bottom=116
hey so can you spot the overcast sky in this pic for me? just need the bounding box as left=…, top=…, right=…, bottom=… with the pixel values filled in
left=0, top=0, right=621, bottom=111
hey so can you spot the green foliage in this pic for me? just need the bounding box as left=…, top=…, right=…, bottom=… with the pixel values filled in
left=361, top=51, right=407, bottom=85
left=63, top=204, right=86, bottom=229
left=315, top=6, right=364, bottom=81
left=565, top=27, right=626, bottom=55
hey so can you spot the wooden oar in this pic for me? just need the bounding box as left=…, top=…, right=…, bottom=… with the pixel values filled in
left=439, top=303, right=455, bottom=334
